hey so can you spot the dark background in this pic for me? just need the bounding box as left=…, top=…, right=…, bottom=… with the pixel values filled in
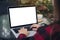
left=0, top=0, right=18, bottom=40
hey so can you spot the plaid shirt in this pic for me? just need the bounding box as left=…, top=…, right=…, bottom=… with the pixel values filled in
left=17, top=25, right=52, bottom=40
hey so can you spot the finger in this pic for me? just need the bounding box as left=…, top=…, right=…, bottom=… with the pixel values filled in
left=20, top=27, right=24, bottom=30
left=18, top=30, right=20, bottom=33
left=22, top=27, right=25, bottom=29
left=30, top=25, right=33, bottom=28
left=22, top=27, right=28, bottom=31
left=24, top=28, right=28, bottom=31
left=30, top=24, right=35, bottom=28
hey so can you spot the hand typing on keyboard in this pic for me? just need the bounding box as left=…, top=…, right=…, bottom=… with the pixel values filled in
left=31, top=24, right=40, bottom=31
left=18, top=27, right=29, bottom=36
left=18, top=24, right=40, bottom=36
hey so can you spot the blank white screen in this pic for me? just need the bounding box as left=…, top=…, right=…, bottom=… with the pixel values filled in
left=9, top=7, right=37, bottom=27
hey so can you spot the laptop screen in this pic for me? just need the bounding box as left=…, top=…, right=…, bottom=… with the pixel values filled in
left=8, top=6, right=37, bottom=28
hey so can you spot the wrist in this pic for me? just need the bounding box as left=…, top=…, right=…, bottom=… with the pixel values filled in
left=20, top=33, right=28, bottom=36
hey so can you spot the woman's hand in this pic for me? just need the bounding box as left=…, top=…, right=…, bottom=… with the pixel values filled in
left=31, top=24, right=40, bottom=31
left=18, top=27, right=29, bottom=36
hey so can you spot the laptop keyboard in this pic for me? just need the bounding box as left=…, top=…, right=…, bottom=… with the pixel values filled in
left=13, top=25, right=32, bottom=33
left=13, top=28, right=20, bottom=33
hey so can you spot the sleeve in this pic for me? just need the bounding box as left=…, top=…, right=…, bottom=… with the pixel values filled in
left=37, top=25, right=51, bottom=40
left=17, top=34, right=26, bottom=40
left=17, top=34, right=34, bottom=40
left=37, top=27, right=46, bottom=34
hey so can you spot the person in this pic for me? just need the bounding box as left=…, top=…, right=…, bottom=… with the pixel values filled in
left=16, top=24, right=52, bottom=40
left=51, top=21, right=60, bottom=40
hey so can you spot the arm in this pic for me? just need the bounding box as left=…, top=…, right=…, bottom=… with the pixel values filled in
left=16, top=27, right=28, bottom=40
left=17, top=34, right=34, bottom=40
left=17, top=34, right=26, bottom=40
left=37, top=25, right=52, bottom=40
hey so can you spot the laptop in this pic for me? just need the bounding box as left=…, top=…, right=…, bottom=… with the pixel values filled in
left=8, top=6, right=38, bottom=38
